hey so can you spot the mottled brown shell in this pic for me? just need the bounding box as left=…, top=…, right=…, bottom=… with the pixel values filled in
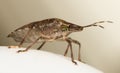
left=8, top=18, right=110, bottom=43
left=8, top=18, right=83, bottom=42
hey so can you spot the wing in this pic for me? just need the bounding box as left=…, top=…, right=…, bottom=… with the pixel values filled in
left=7, top=18, right=70, bottom=43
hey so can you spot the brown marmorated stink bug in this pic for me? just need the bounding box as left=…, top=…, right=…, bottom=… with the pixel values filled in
left=7, top=18, right=113, bottom=64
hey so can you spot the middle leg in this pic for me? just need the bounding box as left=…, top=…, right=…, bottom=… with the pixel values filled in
left=64, top=44, right=70, bottom=56
left=37, top=41, right=46, bottom=50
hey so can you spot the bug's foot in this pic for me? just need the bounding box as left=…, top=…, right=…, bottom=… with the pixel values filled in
left=78, top=59, right=86, bottom=63
left=78, top=58, right=81, bottom=62
left=72, top=60, right=77, bottom=65
left=17, top=50, right=27, bottom=53
left=64, top=53, right=67, bottom=56
left=8, top=46, right=19, bottom=49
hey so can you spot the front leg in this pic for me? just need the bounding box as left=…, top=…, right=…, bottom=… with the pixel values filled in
left=65, top=38, right=77, bottom=65
left=68, top=38, right=81, bottom=61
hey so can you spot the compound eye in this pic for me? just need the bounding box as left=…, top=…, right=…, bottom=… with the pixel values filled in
left=61, top=25, right=69, bottom=31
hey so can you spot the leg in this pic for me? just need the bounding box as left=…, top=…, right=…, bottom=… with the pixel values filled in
left=65, top=38, right=77, bottom=65
left=17, top=37, right=41, bottom=53
left=68, top=38, right=81, bottom=61
left=18, top=27, right=33, bottom=48
left=64, top=44, right=70, bottom=56
left=37, top=41, right=46, bottom=50
left=8, top=46, right=19, bottom=48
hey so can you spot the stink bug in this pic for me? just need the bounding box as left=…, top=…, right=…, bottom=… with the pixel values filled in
left=8, top=18, right=112, bottom=64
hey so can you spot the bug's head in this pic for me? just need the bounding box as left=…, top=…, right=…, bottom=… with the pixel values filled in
left=61, top=24, right=83, bottom=32
left=68, top=24, right=83, bottom=32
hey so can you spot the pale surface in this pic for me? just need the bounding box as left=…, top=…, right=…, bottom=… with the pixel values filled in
left=0, top=46, right=103, bottom=73
left=0, top=0, right=120, bottom=73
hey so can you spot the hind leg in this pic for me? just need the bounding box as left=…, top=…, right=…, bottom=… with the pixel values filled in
left=17, top=37, right=41, bottom=53
left=8, top=28, right=33, bottom=49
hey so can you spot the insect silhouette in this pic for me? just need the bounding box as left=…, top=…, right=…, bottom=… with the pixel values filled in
left=7, top=18, right=113, bottom=64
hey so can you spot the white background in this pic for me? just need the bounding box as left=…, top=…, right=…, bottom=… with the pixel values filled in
left=0, top=0, right=120, bottom=73
left=0, top=46, right=103, bottom=73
